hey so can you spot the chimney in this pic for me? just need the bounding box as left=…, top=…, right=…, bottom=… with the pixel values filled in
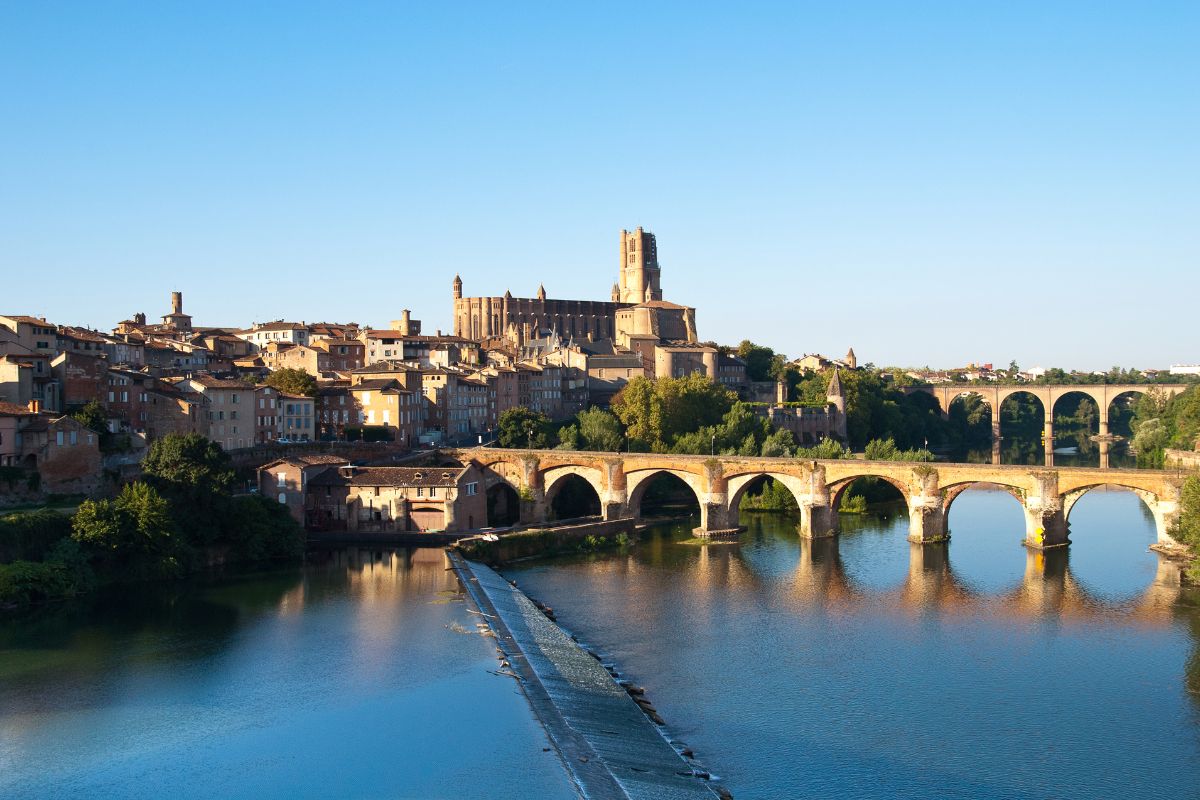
left=28, top=399, right=41, bottom=413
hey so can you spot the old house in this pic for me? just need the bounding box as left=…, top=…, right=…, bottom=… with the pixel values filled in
left=304, top=464, right=486, bottom=533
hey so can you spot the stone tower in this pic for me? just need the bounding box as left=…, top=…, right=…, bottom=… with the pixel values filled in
left=452, top=274, right=462, bottom=300
left=619, top=227, right=662, bottom=304
left=844, top=347, right=857, bottom=369
left=611, top=282, right=621, bottom=302
left=827, top=368, right=848, bottom=440
left=536, top=284, right=546, bottom=301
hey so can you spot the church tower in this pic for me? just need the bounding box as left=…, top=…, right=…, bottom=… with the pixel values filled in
left=619, top=227, right=662, bottom=304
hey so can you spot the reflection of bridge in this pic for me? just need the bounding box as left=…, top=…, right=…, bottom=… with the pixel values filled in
left=451, top=448, right=1185, bottom=546
left=786, top=537, right=1185, bottom=625
left=909, top=384, right=1188, bottom=466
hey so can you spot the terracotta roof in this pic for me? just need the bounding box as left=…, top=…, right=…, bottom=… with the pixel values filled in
left=309, top=465, right=468, bottom=489
left=248, top=321, right=306, bottom=332
left=189, top=374, right=252, bottom=390
left=351, top=378, right=402, bottom=391
left=629, top=300, right=688, bottom=310
left=0, top=401, right=34, bottom=416
left=1, top=315, right=56, bottom=326
left=259, top=455, right=349, bottom=470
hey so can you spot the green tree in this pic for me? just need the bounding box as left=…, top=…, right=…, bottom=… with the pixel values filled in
left=498, top=407, right=552, bottom=449
left=142, top=433, right=235, bottom=494
left=264, top=367, right=317, bottom=397
left=613, top=375, right=736, bottom=452
left=224, top=495, right=305, bottom=561
left=760, top=428, right=796, bottom=458
left=69, top=400, right=108, bottom=435
left=576, top=407, right=624, bottom=451
left=795, top=438, right=850, bottom=459
left=735, top=340, right=786, bottom=382
left=1173, top=476, right=1200, bottom=581
left=557, top=423, right=581, bottom=450
left=72, top=483, right=175, bottom=556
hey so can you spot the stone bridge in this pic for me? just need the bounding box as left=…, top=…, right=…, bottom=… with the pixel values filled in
left=909, top=384, right=1188, bottom=465
left=447, top=447, right=1187, bottom=549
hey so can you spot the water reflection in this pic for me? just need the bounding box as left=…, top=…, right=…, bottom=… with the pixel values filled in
left=953, top=432, right=1138, bottom=468
left=0, top=548, right=573, bottom=800
left=781, top=529, right=1185, bottom=625
left=508, top=491, right=1200, bottom=798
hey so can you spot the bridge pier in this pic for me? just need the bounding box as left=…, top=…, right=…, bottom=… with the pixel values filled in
left=1023, top=505, right=1069, bottom=549
left=797, top=501, right=836, bottom=539
left=694, top=492, right=743, bottom=539
left=907, top=503, right=948, bottom=544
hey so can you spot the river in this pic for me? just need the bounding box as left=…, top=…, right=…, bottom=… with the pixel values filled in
left=0, top=548, right=575, bottom=800
left=2, top=488, right=1198, bottom=799
left=509, top=488, right=1200, bottom=799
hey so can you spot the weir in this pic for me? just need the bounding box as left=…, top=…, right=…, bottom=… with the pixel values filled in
left=448, top=552, right=722, bottom=800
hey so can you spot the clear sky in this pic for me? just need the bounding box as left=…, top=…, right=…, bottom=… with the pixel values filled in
left=3, top=2, right=1196, bottom=370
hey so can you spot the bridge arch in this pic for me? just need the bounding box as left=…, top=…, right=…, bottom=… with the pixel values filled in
left=625, top=468, right=705, bottom=521
left=941, top=481, right=1025, bottom=518
left=545, top=473, right=602, bottom=520
left=725, top=472, right=808, bottom=526
left=827, top=473, right=910, bottom=515
left=1060, top=482, right=1177, bottom=545
left=541, top=464, right=606, bottom=506
left=479, top=458, right=523, bottom=492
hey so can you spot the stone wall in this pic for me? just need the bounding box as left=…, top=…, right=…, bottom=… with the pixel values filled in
left=1165, top=449, right=1200, bottom=470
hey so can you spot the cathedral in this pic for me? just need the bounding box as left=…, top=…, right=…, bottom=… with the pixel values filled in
left=452, top=227, right=698, bottom=351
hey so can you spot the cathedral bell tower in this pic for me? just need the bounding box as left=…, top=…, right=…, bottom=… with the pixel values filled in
left=619, top=227, right=662, bottom=304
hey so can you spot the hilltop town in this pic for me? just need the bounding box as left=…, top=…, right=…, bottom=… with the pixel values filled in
left=0, top=228, right=860, bottom=494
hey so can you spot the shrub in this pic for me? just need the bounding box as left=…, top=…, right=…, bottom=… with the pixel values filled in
left=0, top=560, right=78, bottom=606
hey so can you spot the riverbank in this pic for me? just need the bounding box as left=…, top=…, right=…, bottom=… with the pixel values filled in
left=449, top=552, right=724, bottom=800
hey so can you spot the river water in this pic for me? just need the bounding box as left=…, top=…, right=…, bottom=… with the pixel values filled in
left=509, top=489, right=1200, bottom=799
left=0, top=548, right=575, bottom=800
left=3, top=489, right=1198, bottom=799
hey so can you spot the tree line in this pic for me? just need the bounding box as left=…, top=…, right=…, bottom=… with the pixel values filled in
left=0, top=434, right=304, bottom=609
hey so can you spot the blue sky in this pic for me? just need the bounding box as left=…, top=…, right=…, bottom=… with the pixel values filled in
left=2, top=2, right=1196, bottom=369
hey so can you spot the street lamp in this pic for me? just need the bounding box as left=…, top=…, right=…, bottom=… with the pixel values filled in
left=526, top=421, right=534, bottom=450
left=711, top=433, right=716, bottom=456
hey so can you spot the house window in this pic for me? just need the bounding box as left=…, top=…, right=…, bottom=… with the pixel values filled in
left=278, top=493, right=287, bottom=504
left=277, top=472, right=286, bottom=487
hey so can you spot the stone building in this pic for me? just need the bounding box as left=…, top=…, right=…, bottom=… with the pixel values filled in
left=452, top=228, right=669, bottom=347
left=304, top=464, right=487, bottom=533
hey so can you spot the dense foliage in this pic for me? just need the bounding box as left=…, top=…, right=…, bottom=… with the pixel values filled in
left=1173, top=476, right=1200, bottom=582
left=264, top=367, right=318, bottom=397
left=1, top=434, right=304, bottom=609
left=498, top=407, right=553, bottom=448
left=612, top=374, right=737, bottom=452
left=1130, top=386, right=1200, bottom=467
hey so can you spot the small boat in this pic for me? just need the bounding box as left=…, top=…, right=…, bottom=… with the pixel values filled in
left=1052, top=446, right=1079, bottom=455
